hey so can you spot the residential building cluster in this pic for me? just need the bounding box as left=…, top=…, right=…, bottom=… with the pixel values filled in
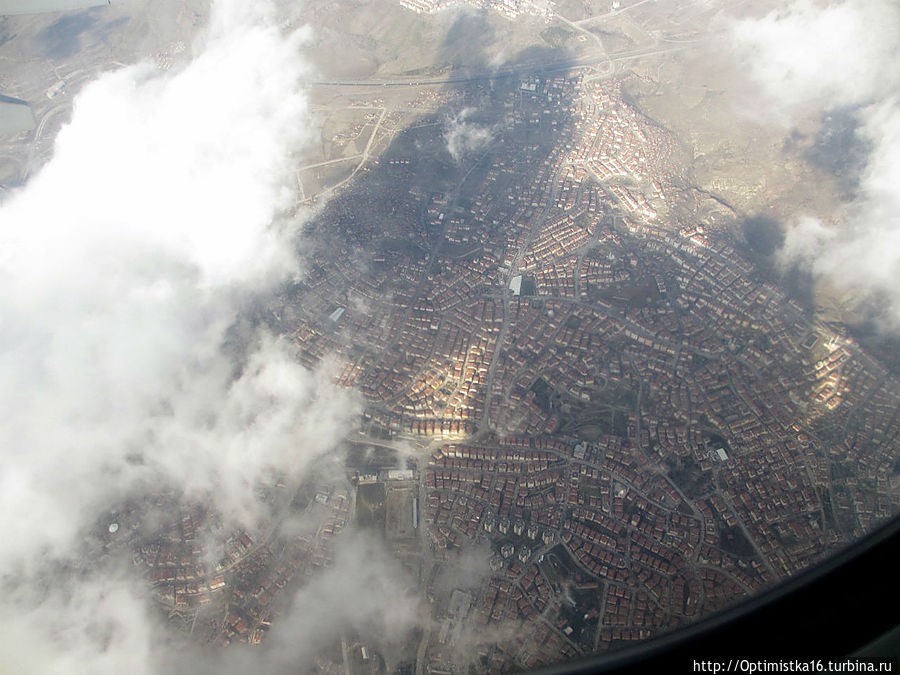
left=423, top=435, right=760, bottom=666
left=127, top=484, right=351, bottom=649
left=274, top=72, right=898, bottom=670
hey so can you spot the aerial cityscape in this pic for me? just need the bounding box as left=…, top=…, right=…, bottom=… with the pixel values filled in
left=0, top=0, right=897, bottom=673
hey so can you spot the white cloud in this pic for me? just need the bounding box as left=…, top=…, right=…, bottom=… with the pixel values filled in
left=445, top=107, right=494, bottom=162
left=731, top=0, right=900, bottom=326
left=140, top=531, right=423, bottom=675
left=0, top=566, right=163, bottom=675
left=0, top=0, right=369, bottom=671
left=731, top=0, right=900, bottom=117
left=255, top=532, right=422, bottom=672
left=0, top=0, right=337, bottom=565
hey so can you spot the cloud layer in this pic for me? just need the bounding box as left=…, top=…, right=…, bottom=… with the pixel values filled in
left=730, top=0, right=900, bottom=326
left=0, top=0, right=369, bottom=671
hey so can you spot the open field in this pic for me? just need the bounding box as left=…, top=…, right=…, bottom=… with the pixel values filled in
left=385, top=485, right=415, bottom=540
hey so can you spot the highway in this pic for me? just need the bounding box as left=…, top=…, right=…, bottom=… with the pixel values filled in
left=311, top=43, right=696, bottom=89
